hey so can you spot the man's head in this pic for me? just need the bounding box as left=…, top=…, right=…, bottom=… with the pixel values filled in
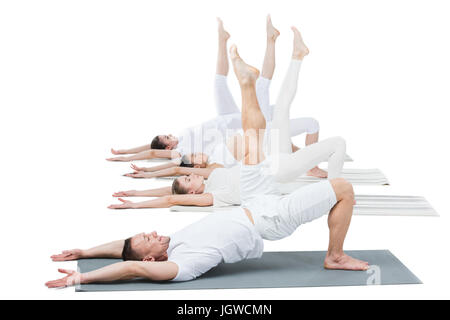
left=171, top=174, right=205, bottom=194
left=122, top=231, right=170, bottom=262
left=151, top=134, right=179, bottom=150
left=180, top=153, right=209, bottom=168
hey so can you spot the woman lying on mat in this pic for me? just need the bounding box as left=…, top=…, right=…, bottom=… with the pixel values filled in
left=109, top=24, right=345, bottom=210
left=107, top=16, right=323, bottom=176
left=46, top=39, right=367, bottom=288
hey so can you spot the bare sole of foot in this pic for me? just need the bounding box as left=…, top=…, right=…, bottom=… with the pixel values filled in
left=267, top=15, right=280, bottom=41
left=229, top=45, right=260, bottom=85
left=324, top=254, right=370, bottom=271
left=307, top=167, right=328, bottom=178
left=217, top=18, right=230, bottom=41
left=291, top=26, right=309, bottom=59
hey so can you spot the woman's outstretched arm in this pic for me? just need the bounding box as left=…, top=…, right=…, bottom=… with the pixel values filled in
left=124, top=167, right=215, bottom=179
left=110, top=144, right=151, bottom=155
left=113, top=187, right=173, bottom=198
left=107, top=149, right=180, bottom=162
left=108, top=194, right=214, bottom=209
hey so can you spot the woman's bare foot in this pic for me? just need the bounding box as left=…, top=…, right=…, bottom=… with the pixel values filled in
left=307, top=166, right=328, bottom=178
left=324, top=253, right=370, bottom=271
left=217, top=18, right=230, bottom=42
left=291, top=26, right=309, bottom=60
left=266, top=15, right=280, bottom=42
left=229, top=45, right=260, bottom=86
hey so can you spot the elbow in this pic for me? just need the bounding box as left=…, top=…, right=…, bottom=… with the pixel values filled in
left=124, top=261, right=142, bottom=278
left=165, top=195, right=176, bottom=206
left=127, top=262, right=153, bottom=280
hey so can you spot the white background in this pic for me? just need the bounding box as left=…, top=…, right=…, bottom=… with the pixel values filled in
left=1, top=0, right=449, bottom=299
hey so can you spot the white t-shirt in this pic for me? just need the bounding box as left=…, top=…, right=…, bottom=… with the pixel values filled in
left=204, top=166, right=241, bottom=207
left=240, top=160, right=281, bottom=204
left=207, top=142, right=238, bottom=168
left=168, top=208, right=264, bottom=282
left=175, top=114, right=242, bottom=156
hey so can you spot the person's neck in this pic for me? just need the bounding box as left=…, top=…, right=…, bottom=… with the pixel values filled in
left=197, top=183, right=205, bottom=194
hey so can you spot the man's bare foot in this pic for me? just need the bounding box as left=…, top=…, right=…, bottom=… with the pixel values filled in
left=266, top=15, right=280, bottom=42
left=324, top=253, right=370, bottom=271
left=307, top=166, right=328, bottom=178
left=217, top=18, right=230, bottom=42
left=291, top=26, right=309, bottom=60
left=229, top=45, right=260, bottom=86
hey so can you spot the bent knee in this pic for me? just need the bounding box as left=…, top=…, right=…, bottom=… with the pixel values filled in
left=306, top=117, right=320, bottom=134
left=330, top=178, right=354, bottom=201
left=330, top=136, right=346, bottom=149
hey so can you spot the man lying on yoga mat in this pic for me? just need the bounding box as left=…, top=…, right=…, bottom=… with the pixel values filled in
left=46, top=36, right=367, bottom=288
left=108, top=27, right=345, bottom=210
left=107, top=16, right=323, bottom=176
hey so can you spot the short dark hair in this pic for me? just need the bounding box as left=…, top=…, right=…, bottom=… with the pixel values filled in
left=122, top=237, right=139, bottom=261
left=172, top=178, right=188, bottom=195
left=180, top=155, right=194, bottom=168
left=150, top=135, right=167, bottom=150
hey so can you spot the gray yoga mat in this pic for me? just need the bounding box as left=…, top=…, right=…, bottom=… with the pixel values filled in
left=75, top=250, right=420, bottom=292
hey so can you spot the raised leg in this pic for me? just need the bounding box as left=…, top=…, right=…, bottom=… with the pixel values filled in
left=214, top=18, right=240, bottom=116
left=261, top=15, right=280, bottom=80
left=256, top=15, right=280, bottom=122
left=270, top=27, right=309, bottom=155
left=216, top=18, right=231, bottom=76
left=230, top=45, right=265, bottom=165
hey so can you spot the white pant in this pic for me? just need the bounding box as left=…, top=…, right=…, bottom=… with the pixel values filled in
left=245, top=181, right=337, bottom=240
left=267, top=60, right=346, bottom=180
left=214, top=74, right=320, bottom=136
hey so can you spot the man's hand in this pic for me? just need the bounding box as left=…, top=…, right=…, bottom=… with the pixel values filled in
left=45, top=269, right=82, bottom=289
left=51, top=249, right=84, bottom=262
left=108, top=198, right=137, bottom=209
left=113, top=190, right=137, bottom=197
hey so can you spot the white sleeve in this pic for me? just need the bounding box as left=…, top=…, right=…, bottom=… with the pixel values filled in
left=169, top=252, right=223, bottom=282
left=211, top=191, right=236, bottom=207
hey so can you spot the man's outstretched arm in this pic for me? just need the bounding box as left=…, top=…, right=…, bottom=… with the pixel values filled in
left=50, top=240, right=125, bottom=261
left=46, top=261, right=179, bottom=288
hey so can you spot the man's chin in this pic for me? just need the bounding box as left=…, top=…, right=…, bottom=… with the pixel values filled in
left=162, top=236, right=171, bottom=245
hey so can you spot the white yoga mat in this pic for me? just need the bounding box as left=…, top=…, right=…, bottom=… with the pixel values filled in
left=136, top=154, right=353, bottom=164
left=157, top=168, right=389, bottom=187
left=170, top=195, right=438, bottom=217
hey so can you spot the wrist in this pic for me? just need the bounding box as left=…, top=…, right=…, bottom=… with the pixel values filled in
left=79, top=273, right=90, bottom=284
left=80, top=249, right=90, bottom=258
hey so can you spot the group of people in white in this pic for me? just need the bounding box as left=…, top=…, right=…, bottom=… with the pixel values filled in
left=46, top=16, right=368, bottom=289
